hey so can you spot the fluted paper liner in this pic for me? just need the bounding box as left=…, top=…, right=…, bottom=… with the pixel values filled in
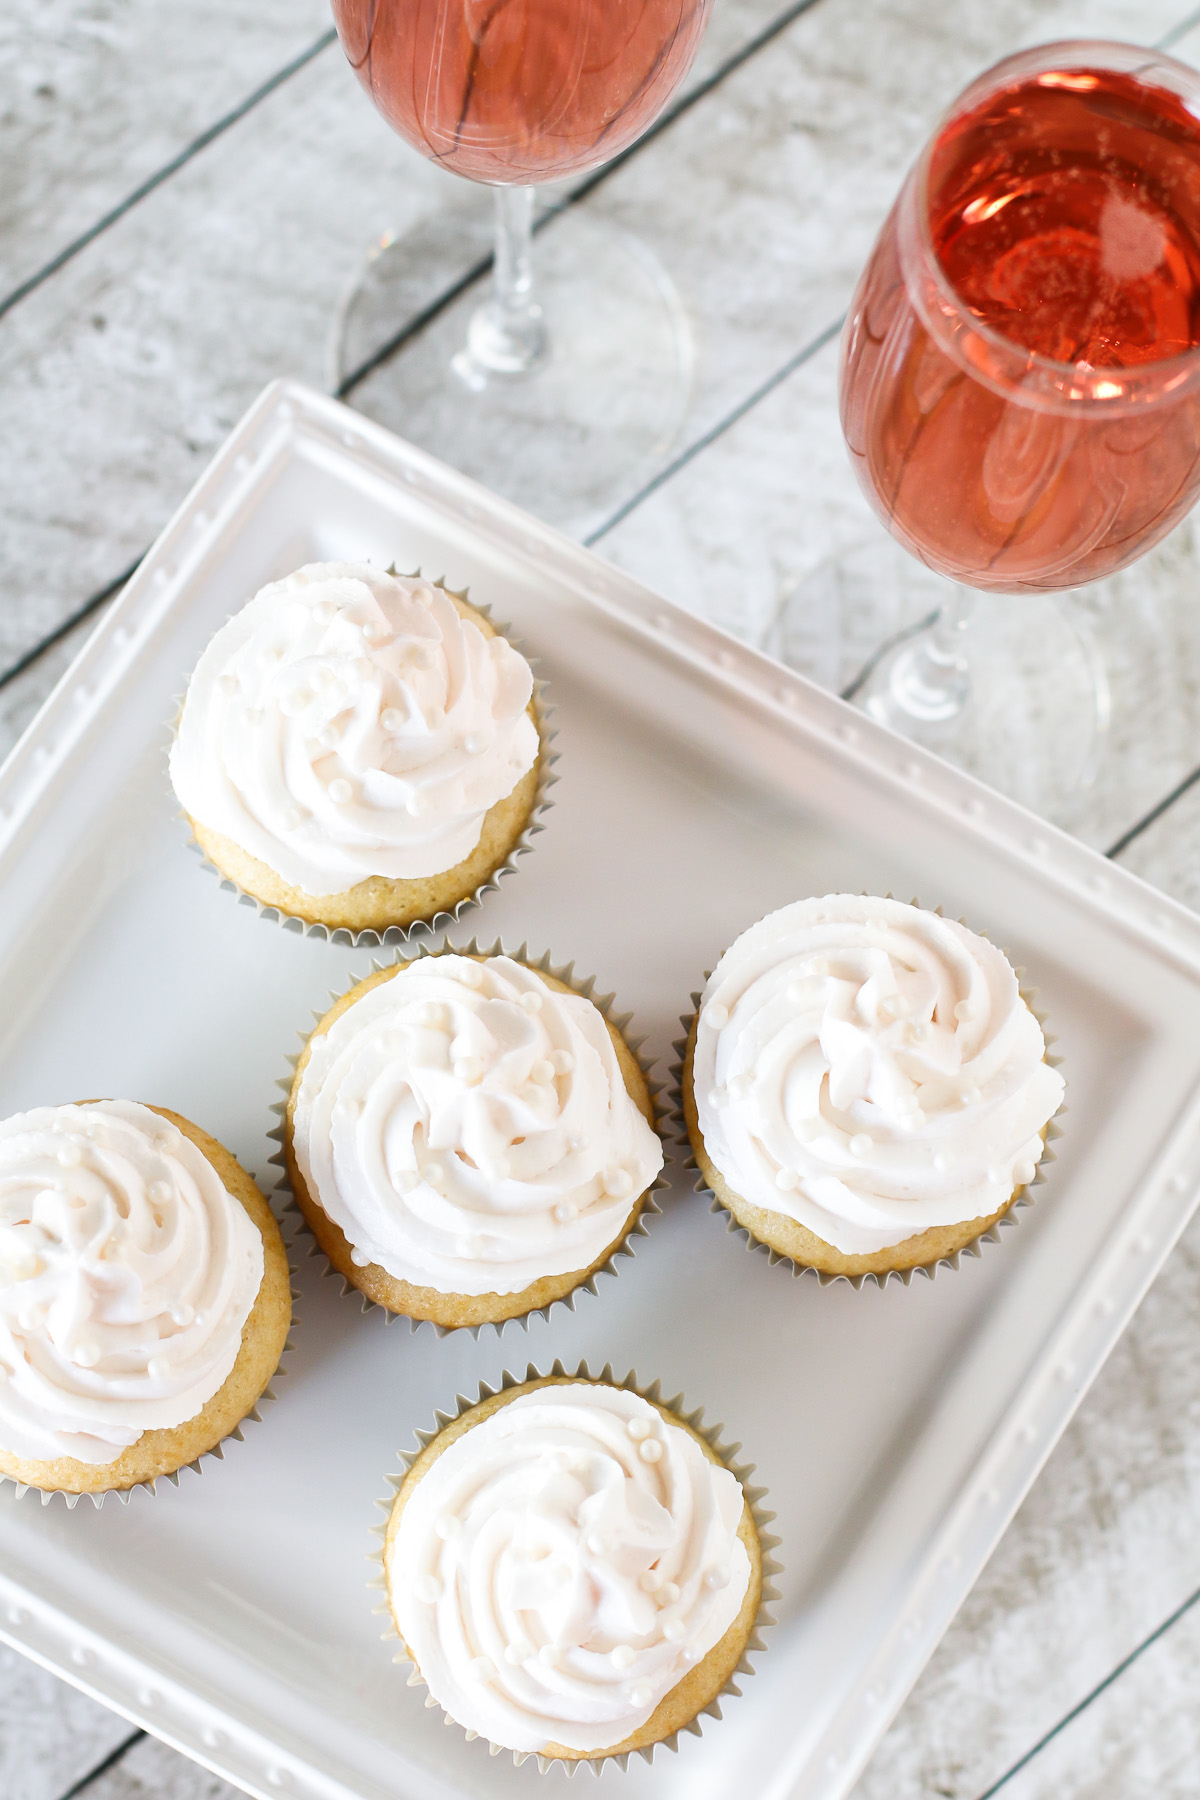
left=169, top=573, right=558, bottom=948
left=269, top=939, right=667, bottom=1337
left=0, top=1117, right=299, bottom=1509
left=671, top=897, right=1067, bottom=1291
left=366, top=1362, right=781, bottom=1773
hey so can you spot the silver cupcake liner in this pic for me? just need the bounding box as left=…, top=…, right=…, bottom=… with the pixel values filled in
left=671, top=897, right=1066, bottom=1292
left=269, top=939, right=667, bottom=1338
left=366, top=1361, right=781, bottom=1773
left=168, top=573, right=558, bottom=948
left=1, top=1134, right=299, bottom=1509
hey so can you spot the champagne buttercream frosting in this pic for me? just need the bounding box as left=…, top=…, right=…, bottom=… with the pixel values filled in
left=0, top=1101, right=264, bottom=1466
left=169, top=561, right=539, bottom=896
left=387, top=1382, right=752, bottom=1754
left=692, top=895, right=1064, bottom=1255
left=291, top=955, right=663, bottom=1297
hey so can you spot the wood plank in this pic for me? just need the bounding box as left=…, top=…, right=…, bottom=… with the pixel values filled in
left=0, top=0, right=333, bottom=300
left=0, top=1641, right=136, bottom=1800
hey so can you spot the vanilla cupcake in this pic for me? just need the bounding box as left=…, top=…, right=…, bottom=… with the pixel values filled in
left=381, top=1373, right=766, bottom=1763
left=169, top=561, right=545, bottom=934
left=0, top=1100, right=291, bottom=1496
left=285, top=950, right=662, bottom=1329
left=683, top=895, right=1065, bottom=1280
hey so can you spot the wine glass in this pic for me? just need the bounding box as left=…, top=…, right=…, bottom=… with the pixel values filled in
left=838, top=40, right=1200, bottom=819
left=330, top=0, right=712, bottom=532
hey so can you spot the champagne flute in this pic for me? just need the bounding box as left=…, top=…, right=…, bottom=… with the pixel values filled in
left=331, top=0, right=712, bottom=530
left=838, top=41, right=1200, bottom=817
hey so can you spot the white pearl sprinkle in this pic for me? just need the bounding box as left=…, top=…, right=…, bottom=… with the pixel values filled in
left=586, top=1531, right=609, bottom=1556
left=658, top=1580, right=680, bottom=1604
left=639, top=1439, right=663, bottom=1464
left=396, top=1169, right=418, bottom=1193
left=1014, top=1160, right=1036, bottom=1186
left=419, top=1002, right=446, bottom=1028
left=849, top=1133, right=872, bottom=1156
left=412, top=585, right=434, bottom=608
left=533, top=1059, right=556, bottom=1085
left=218, top=672, right=238, bottom=694
left=415, top=1573, right=441, bottom=1604
left=954, top=999, right=975, bottom=1022
left=729, top=1073, right=752, bottom=1102
left=459, top=962, right=485, bottom=988
left=149, top=1179, right=172, bottom=1203
left=434, top=1514, right=462, bottom=1540
left=709, top=1087, right=729, bottom=1110
left=538, top=1644, right=562, bottom=1669
left=704, top=1001, right=729, bottom=1029
left=381, top=707, right=404, bottom=732
left=328, top=778, right=352, bottom=804
left=639, top=1570, right=662, bottom=1593
left=488, top=1155, right=511, bottom=1181
left=627, top=1416, right=652, bottom=1441
left=552, top=1050, right=574, bottom=1075
left=610, top=1645, right=636, bottom=1671
left=933, top=1153, right=948, bottom=1172
left=504, top=1640, right=532, bottom=1666
left=519, top=989, right=542, bottom=1013
left=280, top=806, right=304, bottom=832
left=910, top=1022, right=928, bottom=1042
left=170, top=1303, right=194, bottom=1328
left=75, top=1341, right=100, bottom=1368
left=604, top=1168, right=633, bottom=1199
left=423, top=1163, right=444, bottom=1186
left=704, top=1564, right=730, bottom=1590
left=337, top=1096, right=362, bottom=1118
left=453, top=1057, right=484, bottom=1084
left=553, top=1201, right=576, bottom=1224
left=627, top=1684, right=653, bottom=1709
left=317, top=726, right=339, bottom=750
left=469, top=1656, right=495, bottom=1683
left=569, top=1133, right=588, bottom=1152
left=147, top=1357, right=168, bottom=1381
left=57, top=1143, right=82, bottom=1168
left=960, top=1084, right=982, bottom=1106
left=465, top=733, right=487, bottom=755
left=663, top=1616, right=687, bottom=1643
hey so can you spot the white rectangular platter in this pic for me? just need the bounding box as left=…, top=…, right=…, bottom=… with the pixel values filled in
left=3, top=379, right=1200, bottom=1800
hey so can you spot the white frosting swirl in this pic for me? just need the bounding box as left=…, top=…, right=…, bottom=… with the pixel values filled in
left=0, top=1101, right=264, bottom=1466
left=169, top=561, right=539, bottom=896
left=693, top=896, right=1064, bottom=1256
left=387, top=1383, right=752, bottom=1754
left=292, top=956, right=663, bottom=1297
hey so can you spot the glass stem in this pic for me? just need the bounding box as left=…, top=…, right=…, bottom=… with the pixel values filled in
left=457, top=186, right=548, bottom=386
left=883, top=585, right=975, bottom=724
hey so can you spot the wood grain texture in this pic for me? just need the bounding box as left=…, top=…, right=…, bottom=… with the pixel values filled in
left=6, top=0, right=1200, bottom=1795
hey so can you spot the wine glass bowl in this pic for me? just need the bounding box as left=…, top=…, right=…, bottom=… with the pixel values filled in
left=332, top=0, right=712, bottom=185
left=839, top=42, right=1200, bottom=594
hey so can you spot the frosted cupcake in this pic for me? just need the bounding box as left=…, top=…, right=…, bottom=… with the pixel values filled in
left=683, top=895, right=1065, bottom=1279
left=0, top=1100, right=291, bottom=1496
left=382, top=1373, right=765, bottom=1763
left=285, top=951, right=663, bottom=1329
left=169, top=561, right=545, bottom=934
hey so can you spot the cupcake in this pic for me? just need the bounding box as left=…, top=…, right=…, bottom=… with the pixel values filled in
left=683, top=895, right=1065, bottom=1280
left=284, top=949, right=663, bottom=1329
left=169, top=561, right=546, bottom=935
left=0, top=1100, right=291, bottom=1496
left=381, top=1371, right=767, bottom=1763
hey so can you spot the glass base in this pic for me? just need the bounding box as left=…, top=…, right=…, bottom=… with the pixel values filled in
left=856, top=591, right=1111, bottom=823
left=331, top=202, right=694, bottom=537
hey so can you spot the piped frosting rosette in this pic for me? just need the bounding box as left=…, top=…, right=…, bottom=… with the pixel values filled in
left=683, top=895, right=1065, bottom=1281
left=0, top=1101, right=284, bottom=1496
left=169, top=561, right=550, bottom=937
left=372, top=1366, right=778, bottom=1767
left=282, top=947, right=664, bottom=1329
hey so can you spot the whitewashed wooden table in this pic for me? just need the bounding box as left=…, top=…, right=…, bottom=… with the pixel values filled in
left=4, top=2, right=1200, bottom=1796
